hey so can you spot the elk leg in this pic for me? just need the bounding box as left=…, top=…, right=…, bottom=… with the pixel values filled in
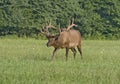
left=66, top=47, right=69, bottom=61
left=77, top=45, right=82, bottom=59
left=51, top=48, right=59, bottom=60
left=71, top=48, right=77, bottom=60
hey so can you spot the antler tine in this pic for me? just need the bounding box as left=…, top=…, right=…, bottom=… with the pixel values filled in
left=40, top=28, right=45, bottom=35
left=72, top=17, right=78, bottom=27
left=72, top=17, right=74, bottom=24
left=67, top=18, right=78, bottom=30
left=40, top=25, right=49, bottom=35
left=46, top=19, right=52, bottom=28
left=49, top=19, right=52, bottom=26
left=46, top=19, right=56, bottom=29
left=58, top=23, right=61, bottom=33
left=68, top=19, right=71, bottom=26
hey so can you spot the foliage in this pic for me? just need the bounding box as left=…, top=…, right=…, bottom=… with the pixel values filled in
left=0, top=0, right=120, bottom=39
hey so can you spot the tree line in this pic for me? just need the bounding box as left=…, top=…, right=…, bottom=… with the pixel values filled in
left=0, top=0, right=120, bottom=39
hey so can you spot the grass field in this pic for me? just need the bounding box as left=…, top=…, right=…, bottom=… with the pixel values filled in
left=0, top=39, right=120, bottom=84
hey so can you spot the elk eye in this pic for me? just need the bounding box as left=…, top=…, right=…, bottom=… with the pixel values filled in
left=55, top=37, right=58, bottom=40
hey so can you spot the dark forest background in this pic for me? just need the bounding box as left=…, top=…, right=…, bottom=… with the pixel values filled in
left=0, top=0, right=120, bottom=40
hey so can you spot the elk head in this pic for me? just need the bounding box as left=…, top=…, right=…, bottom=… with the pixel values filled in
left=46, top=34, right=59, bottom=47
left=40, top=19, right=60, bottom=47
left=46, top=24, right=61, bottom=47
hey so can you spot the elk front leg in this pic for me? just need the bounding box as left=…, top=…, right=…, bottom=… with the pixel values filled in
left=51, top=48, right=59, bottom=60
left=66, top=47, right=69, bottom=61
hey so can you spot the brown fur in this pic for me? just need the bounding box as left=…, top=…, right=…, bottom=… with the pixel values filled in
left=46, top=29, right=82, bottom=61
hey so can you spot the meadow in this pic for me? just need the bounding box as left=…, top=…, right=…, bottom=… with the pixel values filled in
left=0, top=39, right=120, bottom=84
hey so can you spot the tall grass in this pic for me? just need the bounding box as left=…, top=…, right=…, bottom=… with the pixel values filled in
left=0, top=39, right=120, bottom=84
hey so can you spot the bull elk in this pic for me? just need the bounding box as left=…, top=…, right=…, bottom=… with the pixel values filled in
left=40, top=18, right=82, bottom=61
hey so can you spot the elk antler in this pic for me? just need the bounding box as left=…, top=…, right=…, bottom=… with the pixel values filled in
left=40, top=28, right=45, bottom=34
left=67, top=18, right=78, bottom=31
left=40, top=26, right=47, bottom=35
left=40, top=19, right=56, bottom=36
left=46, top=19, right=56, bottom=29
left=58, top=23, right=61, bottom=33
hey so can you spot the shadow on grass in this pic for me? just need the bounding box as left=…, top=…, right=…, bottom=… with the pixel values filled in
left=21, top=54, right=51, bottom=62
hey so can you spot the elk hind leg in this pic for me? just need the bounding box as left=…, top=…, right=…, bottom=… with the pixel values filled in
left=77, top=45, right=82, bottom=59
left=71, top=48, right=77, bottom=60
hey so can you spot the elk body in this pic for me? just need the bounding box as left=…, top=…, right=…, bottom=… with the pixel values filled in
left=41, top=18, right=82, bottom=61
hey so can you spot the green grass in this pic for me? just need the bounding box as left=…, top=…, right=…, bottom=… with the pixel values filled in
left=0, top=39, right=120, bottom=84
